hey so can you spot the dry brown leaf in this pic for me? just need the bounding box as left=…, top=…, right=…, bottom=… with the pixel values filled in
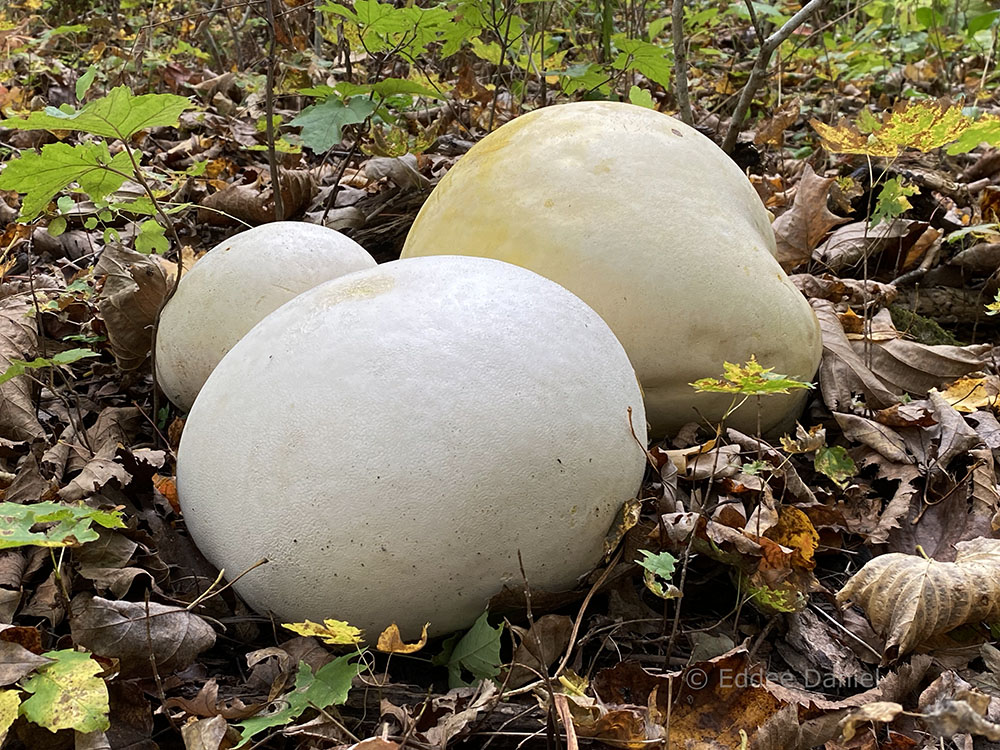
left=814, top=219, right=920, bottom=272
left=58, top=455, right=132, bottom=501
left=591, top=649, right=787, bottom=749
left=835, top=412, right=912, bottom=465
left=364, top=155, right=431, bottom=191
left=850, top=312, right=990, bottom=397
left=180, top=715, right=230, bottom=750
left=754, top=99, right=800, bottom=147
left=0, top=641, right=52, bottom=685
left=791, top=273, right=897, bottom=306
left=503, top=614, right=573, bottom=688
left=772, top=165, right=851, bottom=271
left=812, top=298, right=900, bottom=412
left=198, top=170, right=314, bottom=225
left=840, top=701, right=905, bottom=740
left=95, top=245, right=172, bottom=371
left=949, top=242, right=1000, bottom=273
left=71, top=593, right=216, bottom=678
left=837, top=537, right=1000, bottom=659
left=0, top=297, right=43, bottom=441
left=869, top=463, right=921, bottom=545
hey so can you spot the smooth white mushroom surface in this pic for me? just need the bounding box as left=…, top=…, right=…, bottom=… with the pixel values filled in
left=156, top=221, right=376, bottom=411
left=177, top=255, right=647, bottom=639
left=401, top=101, right=822, bottom=436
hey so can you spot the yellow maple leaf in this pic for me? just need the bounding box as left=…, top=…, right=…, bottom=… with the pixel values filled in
left=811, top=99, right=974, bottom=157
left=376, top=623, right=430, bottom=654
left=282, top=618, right=364, bottom=645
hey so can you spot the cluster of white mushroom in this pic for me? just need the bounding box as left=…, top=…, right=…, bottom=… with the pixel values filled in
left=163, top=102, right=821, bottom=640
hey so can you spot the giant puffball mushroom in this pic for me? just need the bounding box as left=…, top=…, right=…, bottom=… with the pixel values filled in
left=156, top=221, right=376, bottom=411
left=401, top=101, right=822, bottom=437
left=177, top=255, right=647, bottom=639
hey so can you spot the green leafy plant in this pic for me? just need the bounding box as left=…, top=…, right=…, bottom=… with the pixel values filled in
left=0, top=501, right=125, bottom=550
left=0, top=349, right=99, bottom=387
left=691, top=356, right=815, bottom=396
left=0, top=85, right=192, bottom=253
left=870, top=176, right=919, bottom=227
left=636, top=549, right=680, bottom=599
left=689, top=356, right=814, bottom=437
left=434, top=611, right=503, bottom=689
left=814, top=445, right=857, bottom=488
left=811, top=99, right=1000, bottom=157
left=236, top=655, right=363, bottom=747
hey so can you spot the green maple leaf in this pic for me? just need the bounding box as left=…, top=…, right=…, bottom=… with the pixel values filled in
left=290, top=97, right=377, bottom=153
left=19, top=650, right=109, bottom=734
left=0, top=142, right=133, bottom=220
left=636, top=549, right=680, bottom=599
left=0, top=501, right=125, bottom=550
left=946, top=115, right=1000, bottom=154
left=435, top=611, right=502, bottom=689
left=612, top=38, right=672, bottom=88
left=236, top=655, right=361, bottom=746
left=814, top=445, right=857, bottom=488
left=0, top=86, right=191, bottom=140
left=690, top=356, right=814, bottom=396
left=870, top=177, right=919, bottom=227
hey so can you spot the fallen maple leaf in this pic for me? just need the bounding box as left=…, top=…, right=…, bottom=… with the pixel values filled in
left=283, top=618, right=364, bottom=646
left=837, top=537, right=1000, bottom=659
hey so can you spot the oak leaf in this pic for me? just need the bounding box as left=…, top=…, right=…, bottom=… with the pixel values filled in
left=772, top=165, right=850, bottom=271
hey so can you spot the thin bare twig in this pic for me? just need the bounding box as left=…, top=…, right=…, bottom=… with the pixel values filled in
left=671, top=0, right=693, bottom=125
left=721, top=0, right=829, bottom=154
left=263, top=0, right=285, bottom=222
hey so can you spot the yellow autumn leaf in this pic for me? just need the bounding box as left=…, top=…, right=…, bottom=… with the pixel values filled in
left=0, top=690, right=19, bottom=742
left=765, top=506, right=819, bottom=569
left=811, top=99, right=974, bottom=157
left=282, top=618, right=364, bottom=645
left=376, top=623, right=430, bottom=654
left=933, top=376, right=999, bottom=413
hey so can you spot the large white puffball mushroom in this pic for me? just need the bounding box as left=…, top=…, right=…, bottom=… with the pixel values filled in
left=156, top=221, right=376, bottom=411
left=177, top=255, right=647, bottom=639
left=401, top=101, right=822, bottom=436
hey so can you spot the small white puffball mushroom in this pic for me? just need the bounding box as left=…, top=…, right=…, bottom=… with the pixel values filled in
left=401, top=101, right=822, bottom=437
left=156, top=221, right=376, bottom=411
left=177, top=255, right=647, bottom=639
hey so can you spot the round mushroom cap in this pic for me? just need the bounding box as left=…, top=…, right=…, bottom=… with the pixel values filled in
left=401, top=101, right=822, bottom=436
left=177, top=255, right=647, bottom=639
left=157, top=221, right=376, bottom=411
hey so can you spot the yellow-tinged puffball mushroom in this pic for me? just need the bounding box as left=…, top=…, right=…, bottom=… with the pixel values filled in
left=401, top=101, right=822, bottom=436
left=156, top=221, right=376, bottom=411
left=177, top=255, right=647, bottom=639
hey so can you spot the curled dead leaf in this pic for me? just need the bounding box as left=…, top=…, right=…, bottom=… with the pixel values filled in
left=0, top=297, right=44, bottom=441
left=70, top=593, right=216, bottom=678
left=198, top=170, right=314, bottom=225
left=95, top=245, right=172, bottom=372
left=772, top=165, right=851, bottom=271
left=376, top=622, right=429, bottom=654
left=837, top=537, right=1000, bottom=660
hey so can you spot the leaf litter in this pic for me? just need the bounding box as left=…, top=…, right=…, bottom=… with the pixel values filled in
left=0, top=6, right=999, bottom=750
